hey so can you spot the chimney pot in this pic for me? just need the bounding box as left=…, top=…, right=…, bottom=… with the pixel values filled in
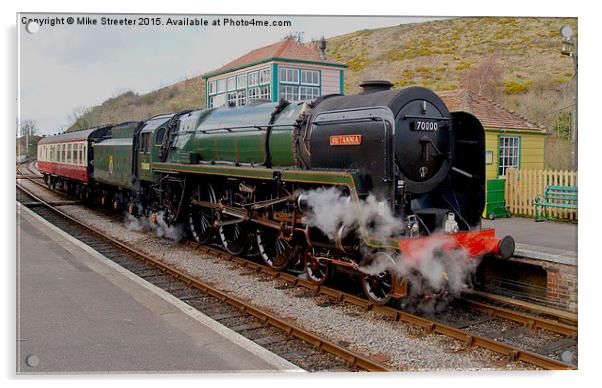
left=319, top=36, right=326, bottom=59
left=359, top=80, right=394, bottom=94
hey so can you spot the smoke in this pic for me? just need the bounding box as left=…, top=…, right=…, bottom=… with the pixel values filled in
left=358, top=235, right=481, bottom=299
left=301, top=187, right=403, bottom=240
left=124, top=211, right=186, bottom=242
left=301, top=187, right=483, bottom=308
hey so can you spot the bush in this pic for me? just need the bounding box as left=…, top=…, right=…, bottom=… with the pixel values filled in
left=347, top=57, right=371, bottom=72
left=455, top=61, right=473, bottom=71
left=503, top=80, right=533, bottom=94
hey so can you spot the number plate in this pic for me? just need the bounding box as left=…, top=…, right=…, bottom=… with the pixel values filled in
left=413, top=120, right=439, bottom=131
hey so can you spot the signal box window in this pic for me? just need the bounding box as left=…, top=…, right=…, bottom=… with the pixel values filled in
left=301, top=69, right=320, bottom=86
left=260, top=85, right=271, bottom=100
left=259, top=68, right=271, bottom=84
left=280, top=67, right=299, bottom=84
left=248, top=71, right=259, bottom=87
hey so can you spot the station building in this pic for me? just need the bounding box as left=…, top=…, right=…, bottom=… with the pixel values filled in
left=438, top=89, right=547, bottom=218
left=202, top=38, right=347, bottom=108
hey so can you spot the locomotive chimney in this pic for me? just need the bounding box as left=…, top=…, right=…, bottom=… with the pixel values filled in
left=319, top=36, right=326, bottom=59
left=359, top=80, right=394, bottom=94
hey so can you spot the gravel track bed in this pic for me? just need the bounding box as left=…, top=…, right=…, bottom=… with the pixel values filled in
left=46, top=203, right=545, bottom=372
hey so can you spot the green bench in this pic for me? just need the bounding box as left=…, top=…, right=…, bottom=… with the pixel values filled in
left=534, top=185, right=578, bottom=222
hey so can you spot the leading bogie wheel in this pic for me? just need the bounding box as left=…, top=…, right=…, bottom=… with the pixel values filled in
left=361, top=270, right=394, bottom=305
left=305, top=254, right=331, bottom=285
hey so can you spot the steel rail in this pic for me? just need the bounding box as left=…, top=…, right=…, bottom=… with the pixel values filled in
left=458, top=298, right=577, bottom=337
left=465, top=290, right=578, bottom=326
left=187, top=243, right=576, bottom=370
left=16, top=181, right=391, bottom=372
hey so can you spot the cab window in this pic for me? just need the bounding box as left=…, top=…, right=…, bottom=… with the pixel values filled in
left=139, top=133, right=151, bottom=152
left=155, top=128, right=166, bottom=145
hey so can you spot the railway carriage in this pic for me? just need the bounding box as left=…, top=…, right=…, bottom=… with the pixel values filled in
left=37, top=125, right=112, bottom=195
left=38, top=81, right=515, bottom=305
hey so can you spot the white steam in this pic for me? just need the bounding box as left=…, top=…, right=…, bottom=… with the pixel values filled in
left=124, top=211, right=186, bottom=242
left=358, top=236, right=481, bottom=297
left=301, top=187, right=483, bottom=302
left=301, top=187, right=403, bottom=240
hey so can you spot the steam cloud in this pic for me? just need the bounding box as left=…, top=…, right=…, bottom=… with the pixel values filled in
left=301, top=187, right=483, bottom=306
left=301, top=187, right=403, bottom=240
left=124, top=211, right=186, bottom=242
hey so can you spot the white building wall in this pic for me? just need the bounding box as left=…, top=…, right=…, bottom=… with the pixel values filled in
left=321, top=68, right=341, bottom=95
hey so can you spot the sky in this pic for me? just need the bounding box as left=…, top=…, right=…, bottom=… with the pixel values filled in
left=18, top=13, right=444, bottom=135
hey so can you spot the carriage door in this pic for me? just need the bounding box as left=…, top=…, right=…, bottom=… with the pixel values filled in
left=137, top=132, right=152, bottom=181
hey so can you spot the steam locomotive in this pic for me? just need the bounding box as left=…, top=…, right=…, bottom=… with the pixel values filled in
left=37, top=81, right=515, bottom=305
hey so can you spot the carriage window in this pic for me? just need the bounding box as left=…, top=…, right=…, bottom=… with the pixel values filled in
left=79, top=144, right=84, bottom=165
left=72, top=144, right=78, bottom=164
left=155, top=128, right=166, bottom=145
left=61, top=144, right=66, bottom=162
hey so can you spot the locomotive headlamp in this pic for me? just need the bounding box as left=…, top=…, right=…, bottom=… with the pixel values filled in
left=444, top=212, right=459, bottom=234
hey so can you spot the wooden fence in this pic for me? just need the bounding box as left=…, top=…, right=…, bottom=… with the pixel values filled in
left=505, top=168, right=578, bottom=220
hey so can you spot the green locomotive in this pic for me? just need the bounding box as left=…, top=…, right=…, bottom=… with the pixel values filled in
left=38, top=82, right=514, bottom=305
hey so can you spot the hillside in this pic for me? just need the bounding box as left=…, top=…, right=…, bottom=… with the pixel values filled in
left=67, top=17, right=577, bottom=168
left=69, top=77, right=205, bottom=131
left=327, top=17, right=575, bottom=93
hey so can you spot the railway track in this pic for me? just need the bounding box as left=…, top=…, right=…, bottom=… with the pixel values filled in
left=180, top=241, right=577, bottom=368
left=17, top=164, right=577, bottom=370
left=16, top=182, right=390, bottom=372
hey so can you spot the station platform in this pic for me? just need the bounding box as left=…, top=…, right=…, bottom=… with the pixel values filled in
left=483, top=217, right=577, bottom=265
left=16, top=204, right=300, bottom=374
